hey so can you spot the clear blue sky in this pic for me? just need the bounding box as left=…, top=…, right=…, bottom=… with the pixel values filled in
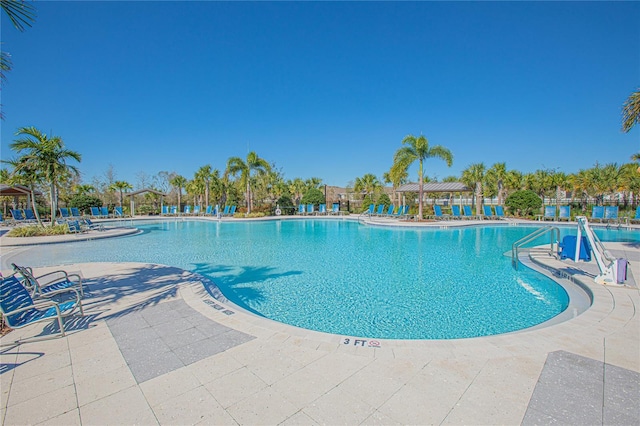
left=1, top=1, right=639, bottom=188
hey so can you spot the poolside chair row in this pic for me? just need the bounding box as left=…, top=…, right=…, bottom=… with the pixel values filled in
left=56, top=217, right=104, bottom=233
left=7, top=208, right=38, bottom=224
left=539, top=205, right=625, bottom=224
left=296, top=203, right=344, bottom=216
left=429, top=205, right=506, bottom=220
left=363, top=204, right=411, bottom=219
left=1, top=264, right=85, bottom=345
left=161, top=205, right=237, bottom=217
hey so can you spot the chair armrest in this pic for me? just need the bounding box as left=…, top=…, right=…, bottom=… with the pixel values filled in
left=4, top=298, right=57, bottom=315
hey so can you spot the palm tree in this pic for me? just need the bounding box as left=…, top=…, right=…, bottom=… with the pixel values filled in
left=10, top=126, right=81, bottom=224
left=461, top=163, right=486, bottom=216
left=226, top=151, right=271, bottom=214
left=194, top=165, right=213, bottom=207
left=2, top=156, right=43, bottom=226
left=384, top=167, right=409, bottom=206
left=354, top=173, right=382, bottom=203
left=391, top=134, right=453, bottom=219
left=109, top=180, right=132, bottom=207
left=74, top=184, right=94, bottom=195
left=169, top=175, right=187, bottom=209
left=622, top=88, right=640, bottom=133
left=288, top=178, right=306, bottom=205
left=486, top=162, right=508, bottom=205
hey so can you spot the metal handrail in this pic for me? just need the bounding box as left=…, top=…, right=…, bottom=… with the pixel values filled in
left=512, top=226, right=560, bottom=269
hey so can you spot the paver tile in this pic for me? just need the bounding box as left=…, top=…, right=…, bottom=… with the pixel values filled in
left=3, top=384, right=77, bottom=425
left=303, top=386, right=376, bottom=425
left=75, top=364, right=137, bottom=407
left=7, top=364, right=74, bottom=407
left=227, top=386, right=298, bottom=425
left=79, top=385, right=158, bottom=425
left=187, top=352, right=244, bottom=385
left=203, top=367, right=268, bottom=408
left=152, top=385, right=237, bottom=425
left=140, top=367, right=201, bottom=407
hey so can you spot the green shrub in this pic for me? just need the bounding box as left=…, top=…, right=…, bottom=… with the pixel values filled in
left=68, top=194, right=103, bottom=215
left=505, top=190, right=542, bottom=217
left=361, top=195, right=375, bottom=211
left=276, top=196, right=295, bottom=215
left=137, top=205, right=157, bottom=215
left=301, top=188, right=325, bottom=205
left=242, top=212, right=267, bottom=218
left=377, top=193, right=391, bottom=207
left=7, top=224, right=69, bottom=237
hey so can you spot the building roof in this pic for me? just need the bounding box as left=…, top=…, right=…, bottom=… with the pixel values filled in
left=396, top=182, right=472, bottom=193
left=0, top=184, right=43, bottom=197
left=126, top=188, right=168, bottom=197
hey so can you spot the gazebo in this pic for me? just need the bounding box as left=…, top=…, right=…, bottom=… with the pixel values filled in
left=396, top=182, right=473, bottom=206
left=125, top=188, right=167, bottom=216
left=0, top=184, right=44, bottom=211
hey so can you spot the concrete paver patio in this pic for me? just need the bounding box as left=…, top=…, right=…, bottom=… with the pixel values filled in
left=0, top=219, right=638, bottom=425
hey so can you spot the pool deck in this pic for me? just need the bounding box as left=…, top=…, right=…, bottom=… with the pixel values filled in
left=1, top=217, right=639, bottom=425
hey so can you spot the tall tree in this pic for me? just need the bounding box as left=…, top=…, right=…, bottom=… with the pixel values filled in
left=110, top=180, right=132, bottom=207
left=194, top=165, right=213, bottom=207
left=226, top=151, right=271, bottom=214
left=391, top=134, right=453, bottom=219
left=354, top=173, right=382, bottom=203
left=10, top=126, right=81, bottom=224
left=169, top=175, right=187, bottom=209
left=461, top=163, right=486, bottom=216
left=2, top=156, right=43, bottom=226
left=486, top=162, right=508, bottom=205
left=74, top=184, right=94, bottom=195
left=622, top=88, right=640, bottom=133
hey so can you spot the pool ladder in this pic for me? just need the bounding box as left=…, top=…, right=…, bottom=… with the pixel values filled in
left=511, top=226, right=560, bottom=270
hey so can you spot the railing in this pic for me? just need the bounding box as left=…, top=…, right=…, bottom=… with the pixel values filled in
left=511, top=226, right=560, bottom=269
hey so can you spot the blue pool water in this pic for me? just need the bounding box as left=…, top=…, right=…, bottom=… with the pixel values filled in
left=10, top=220, right=640, bottom=339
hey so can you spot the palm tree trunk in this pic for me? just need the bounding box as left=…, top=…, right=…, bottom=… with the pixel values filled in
left=247, top=181, right=252, bottom=214
left=418, top=161, right=424, bottom=219
left=29, top=185, right=44, bottom=227
left=49, top=182, right=56, bottom=225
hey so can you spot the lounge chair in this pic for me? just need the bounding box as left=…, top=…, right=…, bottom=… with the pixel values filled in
left=306, top=204, right=315, bottom=215
left=222, top=205, right=231, bottom=216
left=81, top=218, right=104, bottom=231
left=429, top=205, right=448, bottom=220
left=482, top=205, right=495, bottom=219
left=229, top=205, right=237, bottom=216
left=542, top=206, right=556, bottom=221
left=59, top=208, right=71, bottom=218
left=495, top=205, right=505, bottom=219
left=630, top=206, right=640, bottom=224
left=183, top=205, right=192, bottom=215
left=100, top=207, right=110, bottom=218
left=90, top=206, right=101, bottom=218
left=24, top=209, right=37, bottom=222
left=393, top=205, right=404, bottom=218
left=374, top=204, right=385, bottom=216
left=604, top=206, right=619, bottom=224
left=205, top=205, right=213, bottom=215
left=451, top=205, right=462, bottom=220
left=114, top=206, right=124, bottom=217
left=193, top=205, right=201, bottom=215
left=70, top=207, right=81, bottom=218
left=12, top=263, right=84, bottom=298
left=0, top=212, right=15, bottom=226
left=366, top=204, right=375, bottom=215
left=591, top=206, right=604, bottom=222
left=318, top=204, right=327, bottom=215
left=330, top=203, right=341, bottom=215
left=297, top=204, right=306, bottom=215
left=170, top=205, right=178, bottom=215
left=66, top=220, right=85, bottom=234
left=400, top=205, right=412, bottom=220
left=161, top=205, right=169, bottom=216
left=11, top=209, right=26, bottom=224
left=0, top=274, right=84, bottom=344
left=462, top=205, right=478, bottom=220
left=558, top=206, right=571, bottom=221
left=384, top=205, right=395, bottom=216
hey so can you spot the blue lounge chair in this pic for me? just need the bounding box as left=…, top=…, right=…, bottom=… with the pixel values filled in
left=401, top=205, right=412, bottom=219
left=229, top=205, right=236, bottom=216
left=24, top=209, right=37, bottom=222
left=12, top=263, right=84, bottom=298
left=82, top=218, right=104, bottom=231
left=630, top=206, right=640, bottom=224
left=450, top=205, right=462, bottom=219
left=384, top=205, right=395, bottom=216
left=297, top=204, right=306, bottom=215
left=495, top=205, right=505, bottom=219
left=591, top=206, right=604, bottom=222
left=542, top=206, right=556, bottom=221
left=605, top=206, right=619, bottom=224
left=482, top=205, right=495, bottom=219
left=161, top=205, right=169, bottom=215
left=393, top=205, right=404, bottom=218
left=462, top=205, right=478, bottom=220
left=59, top=208, right=71, bottom=218
left=330, top=203, right=341, bottom=215
left=90, top=207, right=101, bottom=218
left=558, top=205, right=571, bottom=221
left=183, top=205, right=192, bottom=215
left=374, top=204, right=384, bottom=216
left=170, top=205, right=178, bottom=215
left=70, top=207, right=81, bottom=218
left=205, top=205, right=213, bottom=215
left=100, top=207, right=109, bottom=218
left=306, top=204, right=315, bottom=215
left=222, top=205, right=231, bottom=216
left=0, top=212, right=14, bottom=226
left=366, top=204, right=375, bottom=215
left=0, top=274, right=84, bottom=344
left=193, top=205, right=201, bottom=215
left=66, top=220, right=85, bottom=234
left=11, top=209, right=26, bottom=223
left=318, top=204, right=327, bottom=215
left=430, top=205, right=447, bottom=220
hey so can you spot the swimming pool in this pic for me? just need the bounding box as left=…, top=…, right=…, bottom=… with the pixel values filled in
left=9, top=219, right=639, bottom=339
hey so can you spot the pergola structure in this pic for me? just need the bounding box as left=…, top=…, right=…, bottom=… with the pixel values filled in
left=0, top=184, right=44, bottom=210
left=396, top=182, right=473, bottom=205
left=125, top=188, right=167, bottom=216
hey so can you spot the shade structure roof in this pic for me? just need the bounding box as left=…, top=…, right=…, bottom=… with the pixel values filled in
left=396, top=182, right=472, bottom=193
left=126, top=188, right=168, bottom=197
left=0, top=184, right=43, bottom=196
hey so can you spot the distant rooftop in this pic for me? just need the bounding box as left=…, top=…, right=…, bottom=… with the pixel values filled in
left=397, top=182, right=472, bottom=193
